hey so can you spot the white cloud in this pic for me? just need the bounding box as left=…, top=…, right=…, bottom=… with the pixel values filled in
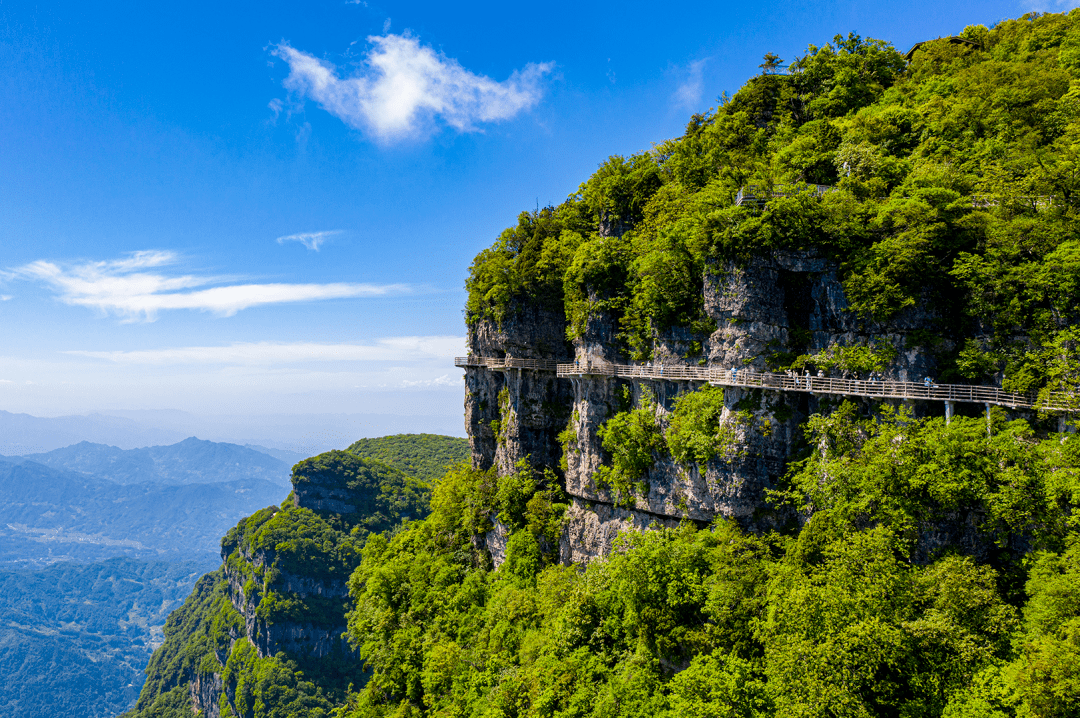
left=65, top=336, right=466, bottom=365
left=10, top=250, right=408, bottom=321
left=673, top=59, right=709, bottom=112
left=273, top=33, right=553, bottom=141
left=276, top=230, right=340, bottom=251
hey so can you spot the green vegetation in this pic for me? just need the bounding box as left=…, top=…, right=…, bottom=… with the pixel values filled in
left=595, top=384, right=737, bottom=505
left=125, top=449, right=430, bottom=718
left=466, top=11, right=1080, bottom=388
left=128, top=13, right=1080, bottom=718
left=596, top=402, right=663, bottom=506
left=783, top=339, right=899, bottom=375
left=346, top=434, right=470, bottom=485
left=666, top=385, right=731, bottom=468
left=337, top=409, right=1080, bottom=718
left=120, top=565, right=342, bottom=718
left=290, top=450, right=432, bottom=539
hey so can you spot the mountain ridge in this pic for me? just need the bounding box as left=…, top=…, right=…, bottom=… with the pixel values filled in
left=16, top=437, right=293, bottom=487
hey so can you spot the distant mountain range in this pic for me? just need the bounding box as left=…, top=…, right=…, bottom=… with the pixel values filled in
left=17, top=437, right=294, bottom=487
left=0, top=410, right=188, bottom=455
left=0, top=407, right=464, bottom=457
left=0, top=459, right=287, bottom=568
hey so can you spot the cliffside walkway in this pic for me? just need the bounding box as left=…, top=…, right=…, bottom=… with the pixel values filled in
left=455, top=356, right=1073, bottom=412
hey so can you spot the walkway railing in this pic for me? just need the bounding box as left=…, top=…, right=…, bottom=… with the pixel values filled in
left=735, top=183, right=833, bottom=206
left=454, top=356, right=559, bottom=372
left=457, top=356, right=1073, bottom=411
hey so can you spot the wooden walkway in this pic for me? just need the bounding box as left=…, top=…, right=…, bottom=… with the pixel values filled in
left=455, top=356, right=1073, bottom=412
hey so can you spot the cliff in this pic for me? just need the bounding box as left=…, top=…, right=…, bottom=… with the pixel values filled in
left=122, top=450, right=429, bottom=718
left=127, top=14, right=1080, bottom=718
left=467, top=249, right=965, bottom=565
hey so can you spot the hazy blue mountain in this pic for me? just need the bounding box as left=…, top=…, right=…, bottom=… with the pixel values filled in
left=0, top=460, right=286, bottom=567
left=19, top=437, right=293, bottom=487
left=0, top=558, right=202, bottom=718
left=243, top=443, right=309, bottom=467
left=0, top=410, right=188, bottom=455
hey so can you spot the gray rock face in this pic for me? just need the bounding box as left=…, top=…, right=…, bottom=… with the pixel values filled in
left=468, top=251, right=949, bottom=564
left=222, top=543, right=354, bottom=661
left=559, top=497, right=682, bottom=565
left=465, top=304, right=574, bottom=476
left=190, top=672, right=223, bottom=718
left=484, top=517, right=510, bottom=569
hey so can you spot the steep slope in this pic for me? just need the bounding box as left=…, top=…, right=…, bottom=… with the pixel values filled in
left=339, top=11, right=1080, bottom=717
left=462, top=15, right=1080, bottom=564
left=131, top=12, right=1080, bottom=718
left=123, top=451, right=430, bottom=718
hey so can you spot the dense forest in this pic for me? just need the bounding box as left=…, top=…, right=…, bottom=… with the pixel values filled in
left=346, top=434, right=470, bottom=484
left=128, top=11, right=1080, bottom=718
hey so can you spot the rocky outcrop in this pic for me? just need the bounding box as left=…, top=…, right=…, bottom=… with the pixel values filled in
left=559, top=498, right=682, bottom=565
left=223, top=539, right=354, bottom=661
left=469, top=251, right=955, bottom=564
left=465, top=303, right=574, bottom=476
left=190, top=672, right=223, bottom=718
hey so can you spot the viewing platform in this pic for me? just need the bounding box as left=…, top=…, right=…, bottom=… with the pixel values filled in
left=454, top=356, right=559, bottom=372
left=456, top=356, right=1073, bottom=412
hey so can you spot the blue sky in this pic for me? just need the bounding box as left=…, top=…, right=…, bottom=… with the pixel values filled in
left=0, top=0, right=1067, bottom=446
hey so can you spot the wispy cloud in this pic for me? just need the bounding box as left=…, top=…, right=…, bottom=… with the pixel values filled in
left=673, top=59, right=709, bottom=112
left=66, top=336, right=465, bottom=364
left=276, top=230, right=340, bottom=251
left=401, top=374, right=462, bottom=387
left=272, top=33, right=553, bottom=141
left=9, top=250, right=408, bottom=321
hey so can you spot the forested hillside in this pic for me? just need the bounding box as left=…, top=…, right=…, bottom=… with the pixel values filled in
left=128, top=11, right=1080, bottom=718
left=346, top=434, right=470, bottom=483
left=0, top=559, right=201, bottom=718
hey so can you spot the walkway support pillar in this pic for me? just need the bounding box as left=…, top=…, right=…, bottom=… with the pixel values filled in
left=945, top=401, right=955, bottom=425
left=985, top=403, right=992, bottom=437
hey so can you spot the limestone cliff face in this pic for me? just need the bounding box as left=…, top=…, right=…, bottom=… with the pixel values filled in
left=465, top=303, right=574, bottom=476
left=469, top=251, right=951, bottom=565
left=222, top=536, right=354, bottom=661
left=189, top=672, right=223, bottom=718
